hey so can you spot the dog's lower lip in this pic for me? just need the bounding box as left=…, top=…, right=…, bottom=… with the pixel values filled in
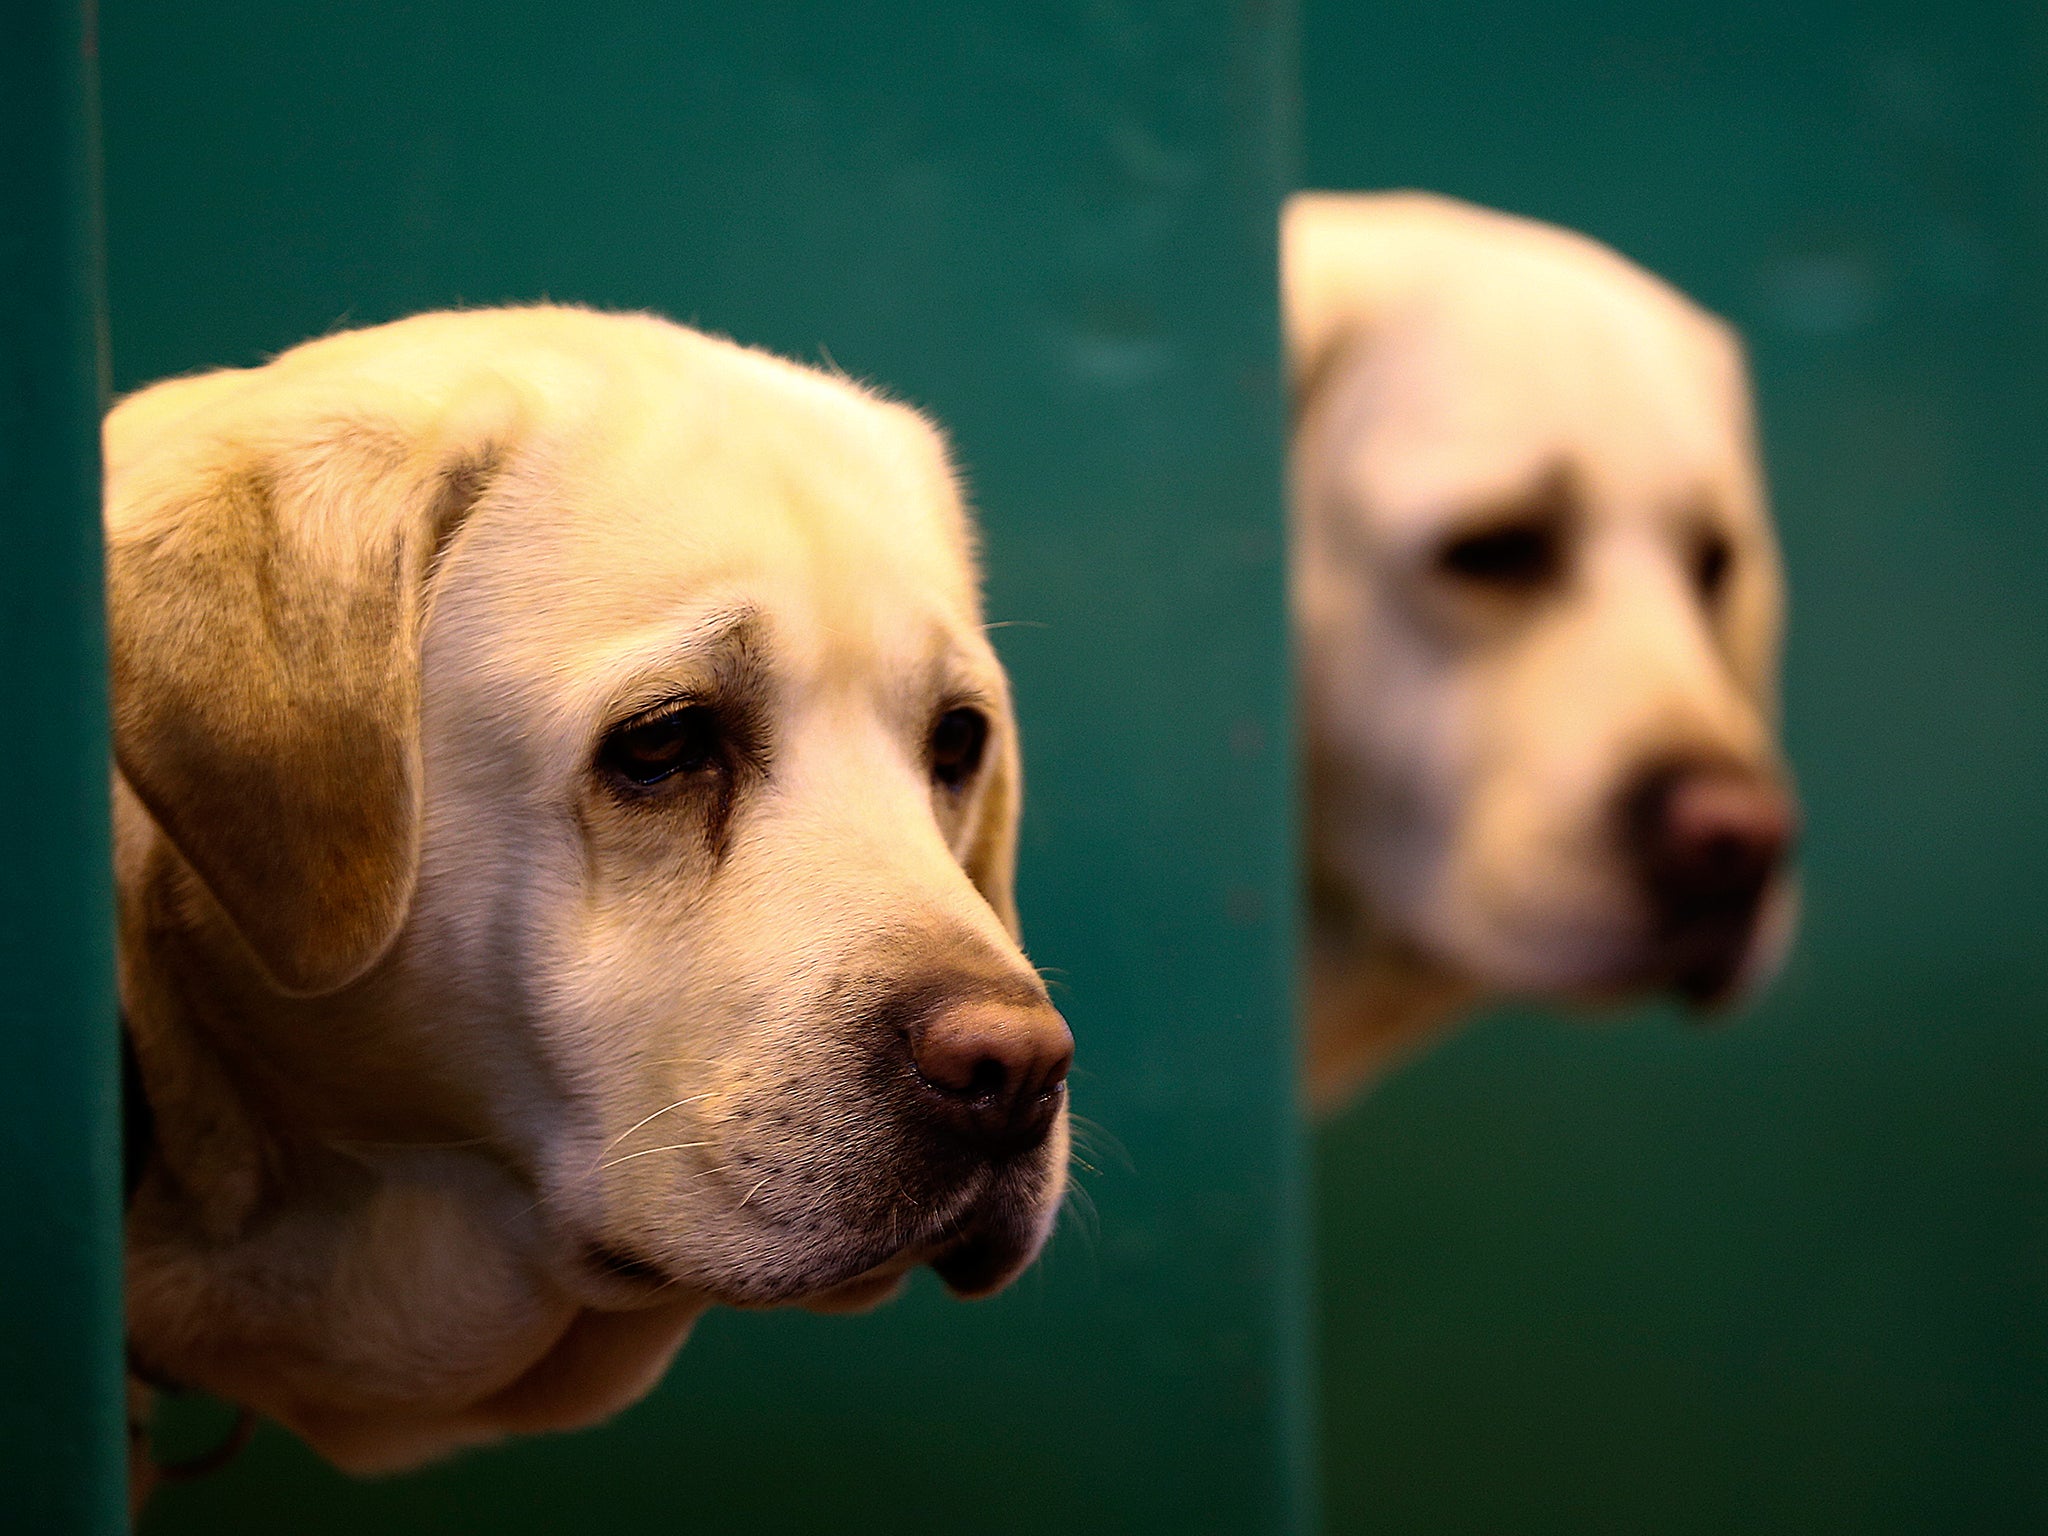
left=582, top=1241, right=674, bottom=1288
left=925, top=1183, right=1040, bottom=1299
left=1661, top=923, right=1758, bottom=1011
left=930, top=1227, right=1025, bottom=1298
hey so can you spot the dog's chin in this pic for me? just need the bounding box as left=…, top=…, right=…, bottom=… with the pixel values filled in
left=1539, top=946, right=1752, bottom=1017
left=566, top=1232, right=923, bottom=1316
left=1537, top=895, right=1799, bottom=1018
left=1460, top=919, right=1777, bottom=1019
left=811, top=1162, right=1062, bottom=1308
left=775, top=1217, right=1045, bottom=1315
left=572, top=1190, right=1058, bottom=1319
left=798, top=1258, right=921, bottom=1315
left=928, top=1203, right=1054, bottom=1299
left=1653, top=877, right=1802, bottom=1016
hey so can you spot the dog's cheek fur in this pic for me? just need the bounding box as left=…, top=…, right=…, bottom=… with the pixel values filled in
left=518, top=908, right=990, bottom=1303
left=509, top=782, right=1060, bottom=1303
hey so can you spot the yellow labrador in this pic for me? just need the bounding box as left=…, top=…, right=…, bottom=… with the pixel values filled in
left=109, top=307, right=1071, bottom=1473
left=1287, top=194, right=1797, bottom=1110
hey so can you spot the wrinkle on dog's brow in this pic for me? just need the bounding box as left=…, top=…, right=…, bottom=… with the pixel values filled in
left=1453, top=456, right=1580, bottom=530
left=1293, top=323, right=1374, bottom=428
left=702, top=615, right=776, bottom=789
left=604, top=606, right=771, bottom=720
left=581, top=608, right=779, bottom=864
left=691, top=614, right=775, bottom=861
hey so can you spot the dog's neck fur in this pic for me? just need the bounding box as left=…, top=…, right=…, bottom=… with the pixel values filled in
left=118, top=839, right=278, bottom=1251
left=1296, top=654, right=1485, bottom=1114
left=1304, top=885, right=1483, bottom=1115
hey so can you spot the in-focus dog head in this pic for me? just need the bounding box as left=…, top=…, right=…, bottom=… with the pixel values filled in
left=1287, top=194, right=1797, bottom=1036
left=400, top=333, right=1071, bottom=1310
left=106, top=307, right=1067, bottom=1459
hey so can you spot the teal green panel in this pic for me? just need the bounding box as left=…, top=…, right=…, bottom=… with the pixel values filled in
left=103, top=3, right=1309, bottom=1531
left=1305, top=3, right=2048, bottom=1533
left=0, top=1, right=126, bottom=1530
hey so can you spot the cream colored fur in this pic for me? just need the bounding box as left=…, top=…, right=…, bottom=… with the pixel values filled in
left=1287, top=194, right=1795, bottom=1110
left=108, top=307, right=1067, bottom=1472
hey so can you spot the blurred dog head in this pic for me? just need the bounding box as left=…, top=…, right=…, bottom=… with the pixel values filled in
left=109, top=307, right=1069, bottom=1469
left=1287, top=194, right=1796, bottom=1106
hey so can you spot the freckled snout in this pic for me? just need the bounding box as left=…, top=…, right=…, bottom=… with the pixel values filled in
left=909, top=998, right=1073, bottom=1157
left=1621, top=758, right=1797, bottom=1003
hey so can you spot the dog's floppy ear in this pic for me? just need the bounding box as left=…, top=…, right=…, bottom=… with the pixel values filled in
left=105, top=373, right=518, bottom=996
left=962, top=706, right=1025, bottom=941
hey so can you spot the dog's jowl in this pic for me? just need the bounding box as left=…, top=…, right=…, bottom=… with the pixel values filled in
left=1287, top=194, right=1798, bottom=1110
left=108, top=308, right=1070, bottom=1472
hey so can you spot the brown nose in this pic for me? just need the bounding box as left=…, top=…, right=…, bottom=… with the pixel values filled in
left=909, top=1000, right=1073, bottom=1156
left=1623, top=759, right=1796, bottom=993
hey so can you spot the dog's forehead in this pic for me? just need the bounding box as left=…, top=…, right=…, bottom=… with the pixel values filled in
left=1316, top=256, right=1762, bottom=542
left=439, top=361, right=989, bottom=694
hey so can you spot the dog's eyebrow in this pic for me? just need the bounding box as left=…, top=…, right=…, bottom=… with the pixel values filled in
left=605, top=606, right=769, bottom=720
left=699, top=612, right=771, bottom=705
left=931, top=655, right=996, bottom=707
left=1434, top=456, right=1582, bottom=537
left=1489, top=458, right=1578, bottom=519
left=916, top=645, right=1002, bottom=730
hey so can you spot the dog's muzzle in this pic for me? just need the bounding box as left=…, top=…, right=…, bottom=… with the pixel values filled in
left=1621, top=756, right=1798, bottom=1004
left=897, top=984, right=1071, bottom=1295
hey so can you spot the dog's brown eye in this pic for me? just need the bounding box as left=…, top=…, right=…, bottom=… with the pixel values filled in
left=930, top=707, right=989, bottom=789
left=1692, top=531, right=1734, bottom=605
left=599, top=704, right=722, bottom=787
left=1436, top=519, right=1564, bottom=589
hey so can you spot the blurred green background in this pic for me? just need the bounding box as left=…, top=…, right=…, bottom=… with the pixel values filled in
left=1305, top=2, right=2048, bottom=1532
left=105, top=2, right=1307, bottom=1531
left=78, top=0, right=2048, bottom=1529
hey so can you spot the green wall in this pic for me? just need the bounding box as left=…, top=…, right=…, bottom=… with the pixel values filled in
left=69, top=3, right=2039, bottom=1528
left=1305, top=3, right=2048, bottom=1532
left=102, top=3, right=1308, bottom=1532
left=0, top=2, right=126, bottom=1530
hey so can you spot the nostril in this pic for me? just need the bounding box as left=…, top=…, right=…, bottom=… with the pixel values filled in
left=1625, top=760, right=1796, bottom=914
left=965, top=1057, right=1008, bottom=1099
left=1702, top=830, right=1752, bottom=878
left=908, top=999, right=1073, bottom=1152
left=1673, top=782, right=1792, bottom=888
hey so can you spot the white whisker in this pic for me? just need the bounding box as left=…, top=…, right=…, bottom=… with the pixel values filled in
left=590, top=1094, right=715, bottom=1170
left=598, top=1140, right=715, bottom=1172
